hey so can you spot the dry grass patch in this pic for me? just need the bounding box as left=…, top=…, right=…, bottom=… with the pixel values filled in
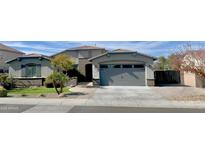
left=168, top=95, right=205, bottom=101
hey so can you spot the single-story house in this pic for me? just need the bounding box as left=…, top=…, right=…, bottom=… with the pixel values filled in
left=89, top=50, right=157, bottom=86
left=6, top=54, right=53, bottom=87
left=0, top=43, right=25, bottom=73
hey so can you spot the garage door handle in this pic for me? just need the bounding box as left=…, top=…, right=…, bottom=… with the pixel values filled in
left=121, top=75, right=124, bottom=79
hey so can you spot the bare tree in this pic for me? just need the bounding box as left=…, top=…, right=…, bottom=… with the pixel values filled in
left=169, top=51, right=186, bottom=71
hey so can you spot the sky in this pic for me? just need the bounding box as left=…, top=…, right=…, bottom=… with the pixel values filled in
left=1, top=41, right=205, bottom=57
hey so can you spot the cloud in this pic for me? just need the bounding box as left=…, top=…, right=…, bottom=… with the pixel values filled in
left=77, top=41, right=167, bottom=51
left=1, top=41, right=205, bottom=57
left=0, top=41, right=68, bottom=55
left=1, top=41, right=61, bottom=51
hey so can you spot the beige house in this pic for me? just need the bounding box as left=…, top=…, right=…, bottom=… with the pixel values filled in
left=180, top=53, right=205, bottom=87
left=0, top=43, right=24, bottom=72
left=6, top=54, right=53, bottom=86
left=181, top=72, right=205, bottom=88
left=52, top=46, right=107, bottom=81
left=54, top=46, right=156, bottom=86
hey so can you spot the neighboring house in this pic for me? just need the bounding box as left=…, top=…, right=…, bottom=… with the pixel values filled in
left=52, top=46, right=107, bottom=81
left=6, top=54, right=53, bottom=87
left=180, top=71, right=205, bottom=88
left=0, top=43, right=24, bottom=73
left=89, top=49, right=156, bottom=86
left=180, top=54, right=205, bottom=87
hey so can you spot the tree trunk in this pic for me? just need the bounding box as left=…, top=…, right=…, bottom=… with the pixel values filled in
left=53, top=81, right=60, bottom=95
left=60, top=83, right=63, bottom=94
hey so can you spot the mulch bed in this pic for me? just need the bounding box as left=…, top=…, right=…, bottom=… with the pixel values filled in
left=8, top=93, right=68, bottom=98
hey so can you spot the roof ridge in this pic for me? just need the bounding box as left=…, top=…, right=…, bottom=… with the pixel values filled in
left=0, top=43, right=25, bottom=54
left=6, top=53, right=50, bottom=63
left=89, top=51, right=157, bottom=61
left=113, top=48, right=134, bottom=52
left=69, top=45, right=105, bottom=50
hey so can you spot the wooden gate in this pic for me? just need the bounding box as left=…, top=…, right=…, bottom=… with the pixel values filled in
left=154, top=70, right=180, bottom=85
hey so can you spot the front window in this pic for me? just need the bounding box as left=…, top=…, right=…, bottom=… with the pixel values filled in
left=22, top=64, right=41, bottom=77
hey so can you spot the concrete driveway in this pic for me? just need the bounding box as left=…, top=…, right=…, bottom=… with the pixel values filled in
left=85, top=86, right=164, bottom=106
left=84, top=86, right=205, bottom=109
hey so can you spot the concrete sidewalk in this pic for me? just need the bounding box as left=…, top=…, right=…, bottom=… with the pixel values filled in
left=1, top=103, right=205, bottom=113
left=1, top=95, right=205, bottom=110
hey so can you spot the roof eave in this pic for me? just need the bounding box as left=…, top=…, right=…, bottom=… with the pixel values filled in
left=89, top=53, right=108, bottom=61
left=51, top=48, right=107, bottom=57
left=6, top=56, right=50, bottom=64
left=89, top=52, right=157, bottom=61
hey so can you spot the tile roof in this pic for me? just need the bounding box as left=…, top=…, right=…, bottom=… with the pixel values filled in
left=51, top=45, right=106, bottom=57
left=0, top=43, right=24, bottom=54
left=6, top=53, right=50, bottom=63
left=112, top=49, right=135, bottom=52
left=68, top=45, right=105, bottom=50
left=89, top=51, right=157, bottom=61
left=21, top=53, right=50, bottom=58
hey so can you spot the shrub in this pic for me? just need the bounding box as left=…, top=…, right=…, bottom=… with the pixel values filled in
left=47, top=72, right=69, bottom=95
left=0, top=73, right=14, bottom=90
left=39, top=94, right=46, bottom=97
left=44, top=77, right=54, bottom=88
left=0, top=86, right=7, bottom=97
left=21, top=94, right=27, bottom=97
left=44, top=77, right=60, bottom=88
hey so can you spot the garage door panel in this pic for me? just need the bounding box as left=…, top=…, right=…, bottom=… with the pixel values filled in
left=100, top=66, right=145, bottom=86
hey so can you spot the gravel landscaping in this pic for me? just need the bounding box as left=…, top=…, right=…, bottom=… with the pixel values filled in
left=151, top=86, right=205, bottom=101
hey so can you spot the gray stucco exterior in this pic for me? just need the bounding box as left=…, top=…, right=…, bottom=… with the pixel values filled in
left=0, top=44, right=24, bottom=71
left=7, top=57, right=53, bottom=78
left=90, top=52, right=156, bottom=86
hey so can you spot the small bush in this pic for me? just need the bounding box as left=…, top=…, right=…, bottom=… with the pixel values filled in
left=44, top=77, right=60, bottom=88
left=0, top=86, right=7, bottom=97
left=0, top=73, right=15, bottom=90
left=39, top=94, right=46, bottom=97
left=47, top=72, right=69, bottom=95
left=21, top=94, right=27, bottom=97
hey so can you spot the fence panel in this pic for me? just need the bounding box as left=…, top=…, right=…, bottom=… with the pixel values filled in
left=154, top=70, right=180, bottom=85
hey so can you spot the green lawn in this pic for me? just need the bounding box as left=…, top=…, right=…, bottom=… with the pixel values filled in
left=8, top=87, right=70, bottom=95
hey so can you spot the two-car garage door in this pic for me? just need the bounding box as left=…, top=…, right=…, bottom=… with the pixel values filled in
left=100, top=64, right=145, bottom=86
